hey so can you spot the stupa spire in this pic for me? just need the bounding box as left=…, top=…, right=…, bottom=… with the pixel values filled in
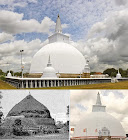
left=47, top=55, right=52, bottom=67
left=96, top=92, right=102, bottom=105
left=118, top=69, right=120, bottom=74
left=48, top=55, right=51, bottom=63
left=55, top=14, right=62, bottom=33
left=92, top=92, right=106, bottom=112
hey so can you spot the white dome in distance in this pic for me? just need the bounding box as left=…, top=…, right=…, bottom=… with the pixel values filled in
left=116, top=70, right=122, bottom=79
left=7, top=71, right=12, bottom=78
left=41, top=56, right=57, bottom=78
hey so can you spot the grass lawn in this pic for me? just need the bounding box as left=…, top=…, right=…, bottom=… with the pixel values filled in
left=0, top=80, right=16, bottom=89
left=40, top=81, right=128, bottom=89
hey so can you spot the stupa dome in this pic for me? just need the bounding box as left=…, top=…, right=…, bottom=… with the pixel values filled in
left=41, top=55, right=57, bottom=78
left=72, top=93, right=125, bottom=139
left=30, top=15, right=85, bottom=74
left=116, top=70, right=122, bottom=79
left=7, top=71, right=12, bottom=78
left=7, top=94, right=51, bottom=118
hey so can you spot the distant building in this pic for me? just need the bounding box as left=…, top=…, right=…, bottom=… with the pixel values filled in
left=90, top=72, right=109, bottom=78
left=82, top=61, right=90, bottom=78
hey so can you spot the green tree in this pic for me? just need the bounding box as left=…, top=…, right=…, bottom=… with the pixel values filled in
left=6, top=70, right=14, bottom=76
left=111, top=72, right=116, bottom=77
left=103, top=68, right=117, bottom=77
left=0, top=69, right=4, bottom=76
left=14, top=72, right=22, bottom=77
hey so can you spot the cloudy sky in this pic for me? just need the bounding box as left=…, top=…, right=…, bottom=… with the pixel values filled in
left=0, top=0, right=128, bottom=72
left=70, top=90, right=128, bottom=134
left=0, top=90, right=69, bottom=121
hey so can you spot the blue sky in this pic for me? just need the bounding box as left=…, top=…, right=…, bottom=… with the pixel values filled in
left=0, top=0, right=128, bottom=72
left=0, top=0, right=115, bottom=42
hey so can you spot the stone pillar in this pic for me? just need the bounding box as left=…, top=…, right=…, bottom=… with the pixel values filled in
left=26, top=80, right=28, bottom=88
left=75, top=80, right=77, bottom=85
left=21, top=81, right=24, bottom=88
left=75, top=80, right=76, bottom=85
left=81, top=80, right=82, bottom=85
left=64, top=80, right=65, bottom=86
left=39, top=80, right=41, bottom=88
left=54, top=80, right=56, bottom=87
left=51, top=80, right=53, bottom=87
left=61, top=80, right=63, bottom=86
left=72, top=80, right=74, bottom=86
left=70, top=80, right=71, bottom=86
left=83, top=80, right=85, bottom=85
left=79, top=80, right=81, bottom=85
left=74, top=80, right=76, bottom=86
left=47, top=80, right=49, bottom=87
left=82, top=80, right=83, bottom=85
left=60, top=80, right=62, bottom=87
left=67, top=80, right=68, bottom=86
left=57, top=80, right=60, bottom=87
left=30, top=80, right=33, bottom=88
left=35, top=80, right=37, bottom=88
left=43, top=80, right=45, bottom=87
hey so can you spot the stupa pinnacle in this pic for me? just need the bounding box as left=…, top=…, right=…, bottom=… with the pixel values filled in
left=55, top=14, right=62, bottom=33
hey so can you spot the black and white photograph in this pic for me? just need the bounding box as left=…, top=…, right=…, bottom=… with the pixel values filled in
left=0, top=90, right=69, bottom=140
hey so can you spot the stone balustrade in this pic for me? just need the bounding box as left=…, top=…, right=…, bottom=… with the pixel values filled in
left=5, top=77, right=115, bottom=89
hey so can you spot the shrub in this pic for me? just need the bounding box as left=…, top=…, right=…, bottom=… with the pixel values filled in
left=0, top=75, right=6, bottom=81
left=0, top=127, right=6, bottom=136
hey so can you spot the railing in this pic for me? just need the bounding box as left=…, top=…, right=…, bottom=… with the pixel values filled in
left=5, top=77, right=114, bottom=89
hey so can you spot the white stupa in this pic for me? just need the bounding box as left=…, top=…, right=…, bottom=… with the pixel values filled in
left=116, top=69, right=122, bottom=79
left=41, top=55, right=57, bottom=78
left=7, top=70, right=12, bottom=78
left=30, top=14, right=86, bottom=74
left=72, top=93, right=125, bottom=140
left=83, top=60, right=90, bottom=73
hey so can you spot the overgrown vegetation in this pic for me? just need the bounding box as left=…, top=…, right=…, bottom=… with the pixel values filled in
left=0, top=69, right=29, bottom=78
left=103, top=68, right=128, bottom=77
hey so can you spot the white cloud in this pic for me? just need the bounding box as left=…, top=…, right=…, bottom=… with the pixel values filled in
left=0, top=0, right=38, bottom=9
left=0, top=10, right=55, bottom=35
left=0, top=39, right=48, bottom=72
left=27, top=0, right=37, bottom=3
left=0, top=32, right=14, bottom=43
left=62, top=24, right=69, bottom=29
left=72, top=8, right=128, bottom=72
left=0, top=0, right=15, bottom=5
left=114, top=0, right=128, bottom=6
